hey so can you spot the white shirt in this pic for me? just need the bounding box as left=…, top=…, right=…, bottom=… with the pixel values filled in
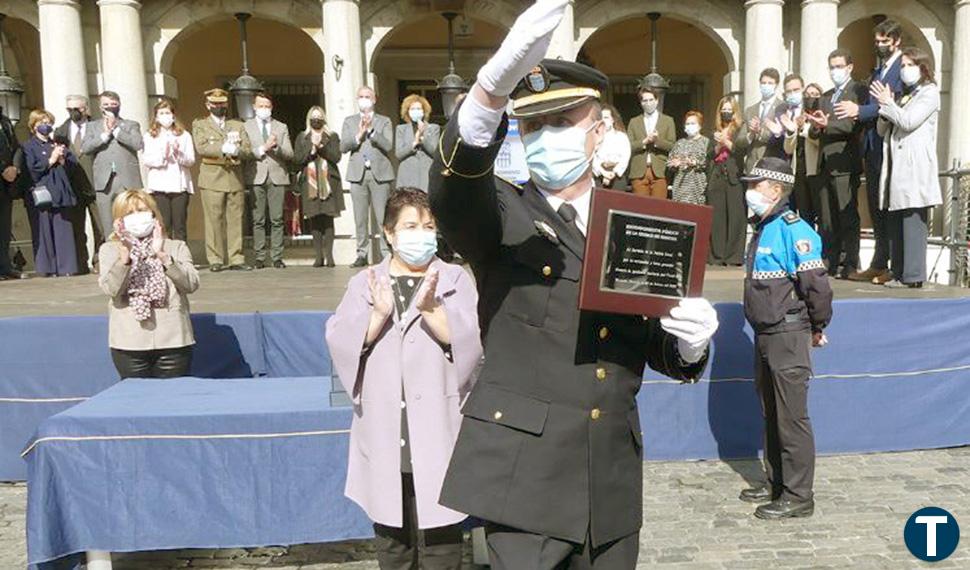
left=537, top=183, right=592, bottom=236
left=68, top=120, right=86, bottom=145
left=642, top=111, right=659, bottom=134
left=143, top=129, right=196, bottom=194
left=593, top=129, right=632, bottom=178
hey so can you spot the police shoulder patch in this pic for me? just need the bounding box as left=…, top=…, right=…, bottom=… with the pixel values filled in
left=795, top=239, right=812, bottom=255
left=783, top=211, right=800, bottom=225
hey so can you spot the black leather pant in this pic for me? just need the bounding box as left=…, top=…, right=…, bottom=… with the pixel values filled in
left=111, top=346, right=193, bottom=379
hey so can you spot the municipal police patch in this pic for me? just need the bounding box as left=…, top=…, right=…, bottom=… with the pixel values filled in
left=783, top=211, right=800, bottom=224
left=795, top=239, right=812, bottom=254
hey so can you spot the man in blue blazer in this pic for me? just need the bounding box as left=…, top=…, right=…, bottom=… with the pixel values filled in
left=834, top=19, right=904, bottom=283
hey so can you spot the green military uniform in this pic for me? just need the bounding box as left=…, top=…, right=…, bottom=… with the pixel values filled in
left=193, top=88, right=253, bottom=268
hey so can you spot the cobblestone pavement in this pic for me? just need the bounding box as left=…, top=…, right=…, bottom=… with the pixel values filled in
left=3, top=448, right=968, bottom=569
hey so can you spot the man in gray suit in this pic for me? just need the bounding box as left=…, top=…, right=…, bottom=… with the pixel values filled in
left=738, top=68, right=784, bottom=173
left=81, top=90, right=144, bottom=236
left=341, top=86, right=394, bottom=267
left=244, top=92, right=293, bottom=269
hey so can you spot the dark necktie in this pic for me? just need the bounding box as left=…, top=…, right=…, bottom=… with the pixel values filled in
left=262, top=120, right=270, bottom=141
left=557, top=202, right=582, bottom=238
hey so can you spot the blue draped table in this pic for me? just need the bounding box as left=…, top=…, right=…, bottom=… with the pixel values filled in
left=23, top=377, right=371, bottom=567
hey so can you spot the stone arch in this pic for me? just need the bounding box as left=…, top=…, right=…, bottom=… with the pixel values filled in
left=0, top=0, right=39, bottom=30
left=575, top=0, right=742, bottom=74
left=837, top=0, right=949, bottom=78
left=361, top=0, right=517, bottom=77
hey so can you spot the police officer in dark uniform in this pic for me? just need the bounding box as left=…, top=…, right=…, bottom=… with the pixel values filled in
left=428, top=2, right=720, bottom=567
left=737, top=157, right=833, bottom=519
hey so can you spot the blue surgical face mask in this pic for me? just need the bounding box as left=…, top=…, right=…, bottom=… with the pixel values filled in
left=745, top=189, right=775, bottom=217
left=785, top=91, right=803, bottom=108
left=760, top=83, right=776, bottom=101
left=522, top=122, right=598, bottom=191
left=394, top=229, right=437, bottom=267
left=830, top=67, right=850, bottom=86
left=409, top=108, right=424, bottom=123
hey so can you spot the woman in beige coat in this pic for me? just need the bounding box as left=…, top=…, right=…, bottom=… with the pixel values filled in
left=872, top=47, right=942, bottom=289
left=98, top=189, right=200, bottom=378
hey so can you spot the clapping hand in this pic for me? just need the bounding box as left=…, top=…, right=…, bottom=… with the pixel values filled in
left=869, top=80, right=894, bottom=106
left=415, top=268, right=440, bottom=314
left=1, top=165, right=17, bottom=183
left=265, top=134, right=278, bottom=152
left=805, top=110, right=829, bottom=129
left=779, top=112, right=798, bottom=134
left=765, top=118, right=783, bottom=137
left=833, top=100, right=860, bottom=120
left=310, top=131, right=323, bottom=147
left=747, top=117, right=762, bottom=134
left=367, top=268, right=394, bottom=320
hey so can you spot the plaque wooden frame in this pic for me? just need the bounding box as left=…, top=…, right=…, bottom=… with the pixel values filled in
left=578, top=189, right=713, bottom=317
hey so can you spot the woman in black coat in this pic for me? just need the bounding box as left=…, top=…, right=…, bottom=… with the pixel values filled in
left=293, top=106, right=345, bottom=267
left=707, top=96, right=747, bottom=266
left=23, top=109, right=78, bottom=277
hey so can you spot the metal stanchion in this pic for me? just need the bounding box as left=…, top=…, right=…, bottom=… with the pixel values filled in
left=935, top=162, right=970, bottom=286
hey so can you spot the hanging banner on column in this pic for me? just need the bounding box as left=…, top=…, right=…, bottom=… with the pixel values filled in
left=495, top=118, right=530, bottom=184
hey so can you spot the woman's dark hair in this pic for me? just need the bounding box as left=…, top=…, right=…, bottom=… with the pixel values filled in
left=382, top=187, right=433, bottom=232
left=600, top=103, right=626, bottom=133
left=148, top=97, right=185, bottom=137
left=901, top=46, right=935, bottom=85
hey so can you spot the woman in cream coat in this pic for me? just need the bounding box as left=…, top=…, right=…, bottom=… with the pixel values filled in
left=872, top=47, right=942, bottom=289
left=98, top=189, right=200, bottom=378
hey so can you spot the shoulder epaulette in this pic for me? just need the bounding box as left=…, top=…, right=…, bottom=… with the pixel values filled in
left=496, top=175, right=523, bottom=191
left=783, top=211, right=800, bottom=225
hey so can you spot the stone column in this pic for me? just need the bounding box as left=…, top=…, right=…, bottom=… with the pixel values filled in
left=545, top=0, right=575, bottom=60
left=799, top=0, right=839, bottom=88
left=322, top=0, right=364, bottom=137
left=743, top=0, right=786, bottom=107
left=97, top=0, right=149, bottom=128
left=948, top=0, right=970, bottom=171
left=38, top=0, right=88, bottom=124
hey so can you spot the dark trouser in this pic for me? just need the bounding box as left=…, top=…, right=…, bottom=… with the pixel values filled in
left=817, top=171, right=861, bottom=272
left=707, top=165, right=746, bottom=265
left=865, top=153, right=890, bottom=271
left=373, top=473, right=463, bottom=570
left=754, top=330, right=815, bottom=502
left=29, top=205, right=78, bottom=276
left=0, top=190, right=12, bottom=273
left=153, top=192, right=190, bottom=242
left=251, top=182, right=286, bottom=262
left=792, top=171, right=820, bottom=231
left=308, top=214, right=335, bottom=264
left=111, top=345, right=194, bottom=379
left=887, top=207, right=929, bottom=284
left=351, top=171, right=391, bottom=260
left=485, top=524, right=639, bottom=570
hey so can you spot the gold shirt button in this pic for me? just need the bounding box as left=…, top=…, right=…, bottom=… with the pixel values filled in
left=599, top=327, right=609, bottom=340
left=542, top=265, right=552, bottom=277
left=590, top=408, right=601, bottom=420
left=595, top=368, right=607, bottom=381
left=494, top=411, right=503, bottom=421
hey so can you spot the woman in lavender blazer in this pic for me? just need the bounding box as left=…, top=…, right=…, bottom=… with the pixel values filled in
left=326, top=188, right=481, bottom=569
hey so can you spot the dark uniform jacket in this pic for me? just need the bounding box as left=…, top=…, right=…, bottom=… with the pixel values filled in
left=0, top=115, right=22, bottom=198
left=812, top=79, right=867, bottom=176
left=54, top=119, right=96, bottom=205
left=744, top=209, right=833, bottom=334
left=429, top=110, right=708, bottom=547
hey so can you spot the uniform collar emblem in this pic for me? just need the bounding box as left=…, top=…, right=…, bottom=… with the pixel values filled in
left=534, top=220, right=560, bottom=244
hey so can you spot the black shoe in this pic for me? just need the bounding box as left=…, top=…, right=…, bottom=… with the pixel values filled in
left=754, top=498, right=815, bottom=520
left=739, top=485, right=776, bottom=504
left=836, top=266, right=857, bottom=280
left=210, top=264, right=225, bottom=273
left=253, top=260, right=265, bottom=269
left=350, top=256, right=368, bottom=268
left=273, top=260, right=286, bottom=269
left=229, top=264, right=253, bottom=271
left=313, top=259, right=324, bottom=268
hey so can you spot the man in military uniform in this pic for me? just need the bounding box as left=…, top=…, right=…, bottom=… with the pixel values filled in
left=737, top=157, right=833, bottom=520
left=193, top=88, right=253, bottom=272
left=429, top=2, right=719, bottom=567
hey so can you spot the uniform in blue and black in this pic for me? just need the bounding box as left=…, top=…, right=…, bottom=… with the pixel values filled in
left=744, top=205, right=833, bottom=510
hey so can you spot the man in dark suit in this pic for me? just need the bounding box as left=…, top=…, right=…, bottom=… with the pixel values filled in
left=0, top=106, right=23, bottom=281
left=807, top=48, right=867, bottom=279
left=428, top=2, right=719, bottom=567
left=834, top=19, right=904, bottom=283
left=54, top=95, right=100, bottom=274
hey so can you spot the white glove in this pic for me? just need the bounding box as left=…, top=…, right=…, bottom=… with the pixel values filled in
left=221, top=142, right=238, bottom=156
left=477, top=0, right=570, bottom=97
left=660, top=298, right=719, bottom=364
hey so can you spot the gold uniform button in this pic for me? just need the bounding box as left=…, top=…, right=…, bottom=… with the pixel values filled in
left=493, top=411, right=503, bottom=421
left=598, top=327, right=609, bottom=340
left=542, top=265, right=552, bottom=277
left=590, top=408, right=601, bottom=420
left=595, top=368, right=607, bottom=381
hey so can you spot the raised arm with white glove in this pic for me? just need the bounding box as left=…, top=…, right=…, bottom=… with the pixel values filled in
left=458, top=0, right=570, bottom=147
left=660, top=298, right=719, bottom=366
